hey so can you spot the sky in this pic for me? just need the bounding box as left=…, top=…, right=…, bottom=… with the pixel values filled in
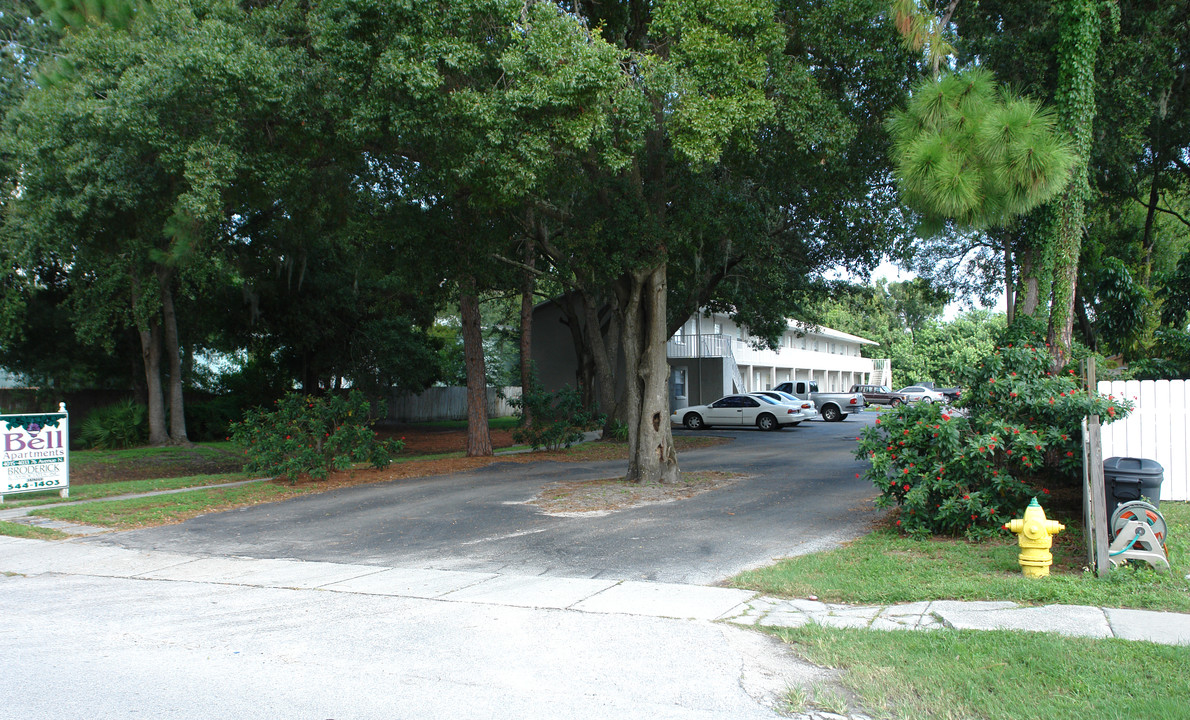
left=869, top=259, right=1008, bottom=321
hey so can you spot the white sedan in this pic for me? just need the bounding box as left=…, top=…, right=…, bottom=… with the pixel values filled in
left=896, top=385, right=947, bottom=403
left=672, top=394, right=805, bottom=431
left=751, top=390, right=820, bottom=422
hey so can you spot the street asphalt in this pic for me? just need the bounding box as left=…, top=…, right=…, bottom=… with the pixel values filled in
left=71, top=415, right=887, bottom=584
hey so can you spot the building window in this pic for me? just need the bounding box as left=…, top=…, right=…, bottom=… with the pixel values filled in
left=672, top=368, right=688, bottom=398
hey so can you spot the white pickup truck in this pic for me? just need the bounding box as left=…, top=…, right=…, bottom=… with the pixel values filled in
left=773, top=380, right=866, bottom=422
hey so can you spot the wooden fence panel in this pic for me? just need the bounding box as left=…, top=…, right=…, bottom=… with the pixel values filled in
left=1099, top=379, right=1189, bottom=501
left=385, top=387, right=522, bottom=424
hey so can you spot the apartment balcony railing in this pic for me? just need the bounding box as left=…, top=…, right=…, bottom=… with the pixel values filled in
left=666, top=333, right=735, bottom=359
left=667, top=334, right=745, bottom=393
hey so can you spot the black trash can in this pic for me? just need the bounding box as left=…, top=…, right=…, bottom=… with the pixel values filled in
left=1103, top=456, right=1164, bottom=513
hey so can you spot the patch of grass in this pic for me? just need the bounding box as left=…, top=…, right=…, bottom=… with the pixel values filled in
left=770, top=624, right=1190, bottom=720
left=731, top=502, right=1190, bottom=612
left=29, top=483, right=310, bottom=529
left=0, top=520, right=70, bottom=540
left=403, top=417, right=521, bottom=431
left=808, top=682, right=850, bottom=715
left=780, top=685, right=810, bottom=715
left=1, top=473, right=252, bottom=508
left=72, top=442, right=239, bottom=465
left=392, top=450, right=467, bottom=463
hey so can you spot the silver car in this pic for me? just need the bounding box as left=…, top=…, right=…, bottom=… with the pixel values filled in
left=751, top=390, right=820, bottom=422
left=896, top=385, right=947, bottom=403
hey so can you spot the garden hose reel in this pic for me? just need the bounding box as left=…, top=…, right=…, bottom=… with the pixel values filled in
left=1107, top=500, right=1170, bottom=572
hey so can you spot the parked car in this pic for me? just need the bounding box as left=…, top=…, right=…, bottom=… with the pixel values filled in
left=914, top=381, right=962, bottom=403
left=746, top=393, right=809, bottom=426
left=896, top=385, right=947, bottom=403
left=671, top=393, right=805, bottom=431
left=751, top=390, right=820, bottom=422
left=848, top=384, right=909, bottom=407
left=772, top=380, right=866, bottom=422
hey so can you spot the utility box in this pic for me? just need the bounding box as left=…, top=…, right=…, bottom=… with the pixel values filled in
left=1103, top=456, right=1164, bottom=513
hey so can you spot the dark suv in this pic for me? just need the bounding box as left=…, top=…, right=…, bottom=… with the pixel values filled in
left=849, top=385, right=909, bottom=407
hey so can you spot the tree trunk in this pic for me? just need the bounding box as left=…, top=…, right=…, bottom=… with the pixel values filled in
left=518, top=224, right=537, bottom=424
left=1046, top=0, right=1100, bottom=369
left=581, top=289, right=620, bottom=422
left=158, top=267, right=188, bottom=444
left=1075, top=283, right=1097, bottom=351
left=460, top=278, right=492, bottom=457
left=1018, top=245, right=1041, bottom=319
left=624, top=263, right=679, bottom=484
left=558, top=290, right=620, bottom=421
left=558, top=293, right=597, bottom=408
left=1004, top=234, right=1016, bottom=326
left=1140, top=145, right=1163, bottom=289
left=132, top=274, right=168, bottom=445
left=1046, top=185, right=1085, bottom=367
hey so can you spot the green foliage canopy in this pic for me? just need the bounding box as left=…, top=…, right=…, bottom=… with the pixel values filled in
left=888, top=68, right=1075, bottom=232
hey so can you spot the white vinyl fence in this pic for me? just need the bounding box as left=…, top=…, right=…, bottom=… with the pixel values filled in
left=1098, top=379, right=1190, bottom=502
left=386, top=386, right=521, bottom=423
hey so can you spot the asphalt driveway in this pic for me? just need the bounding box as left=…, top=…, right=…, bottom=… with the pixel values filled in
left=82, top=414, right=884, bottom=585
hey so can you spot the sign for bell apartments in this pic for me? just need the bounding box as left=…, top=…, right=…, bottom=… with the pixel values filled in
left=1, top=403, right=69, bottom=499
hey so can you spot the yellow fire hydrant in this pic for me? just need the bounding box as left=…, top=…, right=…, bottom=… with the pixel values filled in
left=1003, top=498, right=1065, bottom=578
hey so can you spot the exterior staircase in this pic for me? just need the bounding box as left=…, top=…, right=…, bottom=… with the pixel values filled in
left=726, top=349, right=746, bottom=394
left=869, top=359, right=892, bottom=387
left=667, top=333, right=748, bottom=393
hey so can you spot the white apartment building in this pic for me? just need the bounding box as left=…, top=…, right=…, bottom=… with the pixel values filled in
left=667, top=311, right=891, bottom=409
left=531, top=298, right=891, bottom=411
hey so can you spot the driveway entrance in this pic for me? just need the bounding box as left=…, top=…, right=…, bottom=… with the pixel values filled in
left=82, top=416, right=883, bottom=585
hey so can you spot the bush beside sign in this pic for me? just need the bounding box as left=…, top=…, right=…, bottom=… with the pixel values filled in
left=1, top=403, right=69, bottom=501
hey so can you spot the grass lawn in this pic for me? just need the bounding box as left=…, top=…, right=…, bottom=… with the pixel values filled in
left=72, top=442, right=242, bottom=464
left=738, top=504, right=1190, bottom=720
left=774, top=624, right=1190, bottom=720
left=1, top=472, right=253, bottom=508
left=731, top=502, right=1190, bottom=612
left=30, top=483, right=312, bottom=529
left=0, top=520, right=69, bottom=540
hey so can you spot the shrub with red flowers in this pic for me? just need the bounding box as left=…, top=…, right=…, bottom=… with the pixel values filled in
left=229, top=391, right=402, bottom=482
left=856, top=340, right=1131, bottom=539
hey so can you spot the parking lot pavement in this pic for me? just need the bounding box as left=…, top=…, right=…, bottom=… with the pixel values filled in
left=65, top=415, right=886, bottom=585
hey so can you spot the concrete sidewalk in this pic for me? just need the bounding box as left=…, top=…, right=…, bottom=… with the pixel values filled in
left=3, top=535, right=1189, bottom=646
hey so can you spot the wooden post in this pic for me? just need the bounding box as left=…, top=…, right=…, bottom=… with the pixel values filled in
left=1082, top=358, right=1110, bottom=574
